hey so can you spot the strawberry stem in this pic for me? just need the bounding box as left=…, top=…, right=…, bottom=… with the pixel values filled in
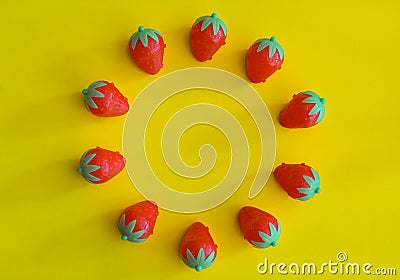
left=320, top=98, right=326, bottom=104
left=271, top=241, right=278, bottom=246
left=211, top=13, right=217, bottom=18
left=82, top=89, right=88, bottom=95
left=195, top=265, right=203, bottom=272
left=121, top=235, right=128, bottom=241
left=270, top=36, right=276, bottom=42
left=77, top=166, right=82, bottom=173
left=138, top=26, right=145, bottom=32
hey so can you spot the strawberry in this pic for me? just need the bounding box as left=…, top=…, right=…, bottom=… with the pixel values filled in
left=274, top=163, right=321, bottom=201
left=118, top=200, right=159, bottom=243
left=246, top=36, right=284, bottom=83
left=82, top=80, right=129, bottom=117
left=190, top=13, right=227, bottom=62
left=180, top=222, right=217, bottom=272
left=238, top=206, right=281, bottom=249
left=128, top=26, right=166, bottom=75
left=77, top=147, right=125, bottom=184
left=279, top=91, right=326, bottom=128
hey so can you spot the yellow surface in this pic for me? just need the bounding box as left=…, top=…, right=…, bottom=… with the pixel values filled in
left=1, top=0, right=399, bottom=279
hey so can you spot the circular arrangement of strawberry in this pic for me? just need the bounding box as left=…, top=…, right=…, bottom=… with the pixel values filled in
left=77, top=12, right=327, bottom=272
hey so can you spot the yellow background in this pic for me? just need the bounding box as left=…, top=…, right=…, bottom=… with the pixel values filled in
left=1, top=0, right=399, bottom=279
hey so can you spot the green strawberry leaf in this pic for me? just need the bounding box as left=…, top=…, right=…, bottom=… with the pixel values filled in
left=302, top=91, right=326, bottom=123
left=78, top=150, right=101, bottom=183
left=297, top=168, right=321, bottom=201
left=82, top=81, right=106, bottom=112
left=194, top=13, right=227, bottom=37
left=251, top=222, right=281, bottom=249
left=185, top=248, right=197, bottom=264
left=253, top=37, right=284, bottom=59
left=182, top=248, right=216, bottom=272
left=130, top=26, right=162, bottom=49
left=118, top=214, right=148, bottom=243
left=88, top=80, right=105, bottom=90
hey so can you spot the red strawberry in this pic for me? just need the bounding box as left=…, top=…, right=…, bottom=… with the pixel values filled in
left=180, top=222, right=217, bottom=272
left=190, top=13, right=227, bottom=62
left=239, top=206, right=281, bottom=249
left=117, top=200, right=159, bottom=243
left=77, top=147, right=125, bottom=184
left=279, top=91, right=326, bottom=128
left=274, top=163, right=321, bottom=201
left=82, top=80, right=129, bottom=117
left=246, top=36, right=284, bottom=83
left=128, top=26, right=166, bottom=75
